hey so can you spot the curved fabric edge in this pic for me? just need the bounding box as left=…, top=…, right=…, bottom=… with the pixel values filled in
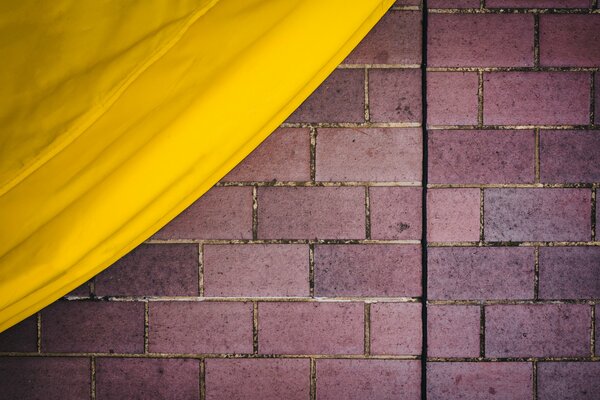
left=0, top=0, right=394, bottom=332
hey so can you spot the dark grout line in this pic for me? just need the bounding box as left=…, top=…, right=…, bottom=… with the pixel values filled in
left=90, top=356, right=96, bottom=400
left=532, top=360, right=538, bottom=400
left=200, top=358, right=206, bottom=400
left=479, top=305, right=486, bottom=358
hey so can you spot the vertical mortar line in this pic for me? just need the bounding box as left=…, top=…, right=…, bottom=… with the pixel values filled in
left=591, top=303, right=596, bottom=357
left=479, top=305, right=486, bottom=358
left=200, top=358, right=206, bottom=400
left=309, top=243, right=315, bottom=297
left=477, top=71, right=484, bottom=127
left=252, top=302, right=259, bottom=354
left=480, top=0, right=485, bottom=10
left=198, top=243, right=204, bottom=297
left=364, top=67, right=371, bottom=122
left=310, top=127, right=317, bottom=183
left=310, top=358, right=317, bottom=400
left=532, top=360, right=538, bottom=400
left=591, top=188, right=596, bottom=242
left=252, top=186, right=258, bottom=240
left=534, top=246, right=540, bottom=301
left=91, top=356, right=96, bottom=400
left=144, top=301, right=149, bottom=354
left=534, top=128, right=541, bottom=184
left=365, top=186, right=372, bottom=240
left=533, top=14, right=540, bottom=70
left=479, top=188, right=485, bottom=243
left=591, top=72, right=596, bottom=127
left=364, top=303, right=371, bottom=355
left=90, top=279, right=96, bottom=297
left=36, top=312, right=42, bottom=353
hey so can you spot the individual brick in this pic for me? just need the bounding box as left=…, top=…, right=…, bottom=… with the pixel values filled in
left=94, top=243, right=199, bottom=296
left=483, top=72, right=590, bottom=125
left=203, top=244, right=309, bottom=297
left=369, top=187, right=422, bottom=240
left=149, top=301, right=252, bottom=354
left=428, top=14, right=534, bottom=67
left=314, top=244, right=421, bottom=297
left=0, top=315, right=37, bottom=352
left=65, top=282, right=90, bottom=297
left=539, top=247, right=600, bottom=299
left=317, top=360, right=421, bottom=400
left=427, top=362, right=533, bottom=399
left=486, top=0, right=590, bottom=7
left=428, top=247, right=535, bottom=300
left=95, top=358, right=199, bottom=400
left=369, top=69, right=422, bottom=123
left=427, top=72, right=479, bottom=126
left=316, top=127, right=422, bottom=182
left=257, top=187, right=365, bottom=239
left=427, top=189, right=480, bottom=242
left=484, top=188, right=592, bottom=242
left=258, top=302, right=363, bottom=354
left=538, top=362, right=600, bottom=400
left=205, top=359, right=310, bottom=400
left=221, top=128, right=310, bottom=182
left=0, top=357, right=90, bottom=400
left=427, top=305, right=481, bottom=358
left=540, top=15, right=600, bottom=67
left=370, top=303, right=422, bottom=355
left=428, top=0, right=480, bottom=7
left=485, top=304, right=591, bottom=357
left=345, top=11, right=421, bottom=65
left=41, top=301, right=144, bottom=353
left=153, top=186, right=252, bottom=240
left=540, top=130, right=600, bottom=183
left=287, top=69, right=364, bottom=123
left=429, top=130, right=535, bottom=184
left=395, top=0, right=421, bottom=5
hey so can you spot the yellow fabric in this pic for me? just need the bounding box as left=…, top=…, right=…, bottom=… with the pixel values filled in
left=0, top=0, right=393, bottom=332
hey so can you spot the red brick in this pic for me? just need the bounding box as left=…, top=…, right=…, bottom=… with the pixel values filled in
left=484, top=72, right=590, bottom=125
left=345, top=11, right=421, bottom=65
left=316, top=128, right=422, bottom=182
left=370, top=303, right=422, bottom=355
left=429, top=130, right=535, bottom=184
left=485, top=304, right=591, bottom=357
left=257, top=187, right=365, bottom=239
left=96, top=358, right=199, bottom=400
left=429, top=14, right=534, bottom=67
left=221, top=128, right=310, bottom=182
left=205, top=359, right=309, bottom=400
left=153, top=187, right=252, bottom=240
left=427, top=305, right=481, bottom=358
left=427, top=72, right=479, bottom=126
left=41, top=301, right=144, bottom=353
left=95, top=244, right=198, bottom=297
left=0, top=358, right=90, bottom=400
left=427, top=189, right=480, bottom=242
left=540, top=15, right=600, bottom=67
left=317, top=360, right=421, bottom=400
left=428, top=247, right=535, bottom=300
left=428, top=0, right=480, bottom=7
left=540, top=130, right=600, bottom=183
left=369, top=69, right=422, bottom=123
left=484, top=189, right=591, bottom=242
left=203, top=244, right=309, bottom=297
left=149, top=301, right=252, bottom=354
left=0, top=315, right=37, bottom=352
left=258, top=302, right=363, bottom=354
left=314, top=244, right=421, bottom=297
left=539, top=247, right=600, bottom=299
left=369, top=187, right=422, bottom=240
left=538, top=362, right=600, bottom=400
left=427, top=362, right=533, bottom=399
left=486, top=0, right=590, bottom=7
left=287, top=69, right=364, bottom=123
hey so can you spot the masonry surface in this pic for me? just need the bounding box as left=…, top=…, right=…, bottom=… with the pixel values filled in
left=1, top=1, right=599, bottom=399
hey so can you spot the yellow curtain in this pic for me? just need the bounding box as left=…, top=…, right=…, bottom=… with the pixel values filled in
left=0, top=0, right=393, bottom=331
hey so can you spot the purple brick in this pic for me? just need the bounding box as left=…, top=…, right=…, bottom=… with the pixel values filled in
left=205, top=359, right=310, bottom=400
left=487, top=0, right=590, bottom=8
left=429, top=130, right=535, bottom=184
left=0, top=315, right=37, bottom=352
left=153, top=186, right=252, bottom=240
left=287, top=69, right=364, bottom=123
left=317, top=360, right=421, bottom=400
left=540, top=15, right=600, bottom=67
left=42, top=301, right=144, bottom=353
left=540, top=130, right=600, bottom=183
left=427, top=72, right=479, bottom=126
left=0, top=357, right=90, bottom=400
left=345, top=11, right=421, bottom=65
left=369, top=69, right=422, bottom=123
left=427, top=362, right=533, bottom=399
left=258, top=302, right=363, bottom=354
left=486, top=304, right=591, bottom=357
left=429, top=14, right=534, bottom=67
left=95, top=244, right=198, bottom=297
left=257, top=187, right=365, bottom=239
left=221, top=128, right=310, bottom=182
left=314, top=244, right=421, bottom=297
left=538, top=362, right=600, bottom=400
left=203, top=244, right=309, bottom=297
left=370, top=303, right=422, bottom=355
left=429, top=0, right=480, bottom=7
left=428, top=247, right=535, bottom=300
left=96, top=358, right=199, bottom=400
left=427, top=305, right=481, bottom=358
left=149, top=301, right=252, bottom=354
left=369, top=187, right=422, bottom=240
left=539, top=247, right=600, bottom=299
left=427, top=189, right=481, bottom=242
left=65, top=282, right=90, bottom=297
left=395, top=0, right=421, bottom=5
left=484, top=72, right=590, bottom=125
left=484, top=188, right=592, bottom=242
left=316, top=128, right=422, bottom=182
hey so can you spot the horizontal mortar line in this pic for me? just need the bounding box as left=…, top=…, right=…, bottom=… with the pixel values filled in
left=427, top=241, right=600, bottom=247
left=428, top=299, right=599, bottom=305
left=427, top=183, right=599, bottom=189
left=280, top=122, right=422, bottom=129
left=427, top=356, right=600, bottom=362
left=427, top=67, right=599, bottom=72
left=338, top=64, right=421, bottom=69
left=62, top=296, right=422, bottom=303
left=216, top=181, right=422, bottom=187
left=427, top=124, right=598, bottom=130
left=427, top=8, right=600, bottom=14
left=144, top=239, right=422, bottom=245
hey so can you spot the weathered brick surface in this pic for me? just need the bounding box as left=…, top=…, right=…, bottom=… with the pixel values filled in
left=540, top=15, right=600, bottom=67
left=370, top=303, right=422, bottom=355
left=486, top=0, right=590, bottom=7
left=427, top=188, right=480, bottom=242
left=539, top=247, right=600, bottom=299
left=369, top=187, right=422, bottom=240
left=537, top=362, right=600, bottom=400
left=369, top=69, right=422, bottom=123
left=0, top=315, right=37, bottom=352
left=540, top=130, right=600, bottom=183
left=427, top=72, right=479, bottom=126
left=427, top=305, right=481, bottom=358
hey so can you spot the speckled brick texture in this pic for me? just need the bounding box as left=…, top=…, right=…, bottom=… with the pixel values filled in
left=2, top=2, right=599, bottom=399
